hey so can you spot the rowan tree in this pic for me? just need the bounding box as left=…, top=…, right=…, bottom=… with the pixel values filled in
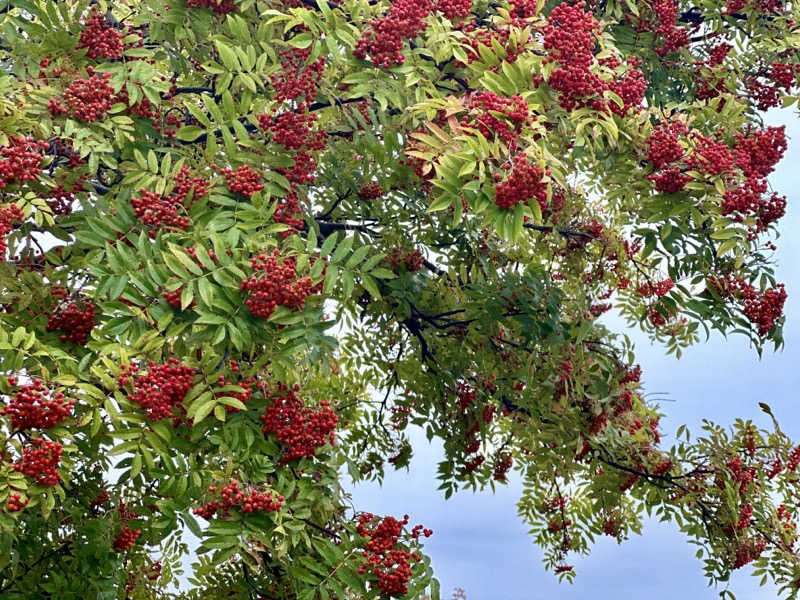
left=0, top=0, right=799, bottom=598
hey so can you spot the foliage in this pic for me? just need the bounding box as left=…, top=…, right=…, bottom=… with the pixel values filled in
left=0, top=0, right=799, bottom=598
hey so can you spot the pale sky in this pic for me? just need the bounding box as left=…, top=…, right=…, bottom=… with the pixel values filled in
left=348, top=106, right=800, bottom=600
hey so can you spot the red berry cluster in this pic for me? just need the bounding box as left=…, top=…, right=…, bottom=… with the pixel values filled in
left=186, top=0, right=237, bottom=13
left=742, top=283, right=787, bottom=336
left=353, top=0, right=433, bottom=67
left=76, top=8, right=123, bottom=59
left=787, top=445, right=800, bottom=472
left=649, top=0, right=689, bottom=56
left=46, top=298, right=95, bottom=345
left=721, top=177, right=786, bottom=233
left=492, top=451, right=512, bottom=481
left=732, top=536, right=766, bottom=569
left=240, top=250, right=319, bottom=319
left=6, top=492, right=27, bottom=511
left=493, top=153, right=546, bottom=210
left=736, top=502, right=753, bottom=529
left=0, top=204, right=23, bottom=259
left=733, top=126, right=787, bottom=179
left=619, top=365, right=642, bottom=385
left=277, top=150, right=317, bottom=186
left=355, top=513, right=426, bottom=597
left=193, top=480, right=283, bottom=519
left=385, top=247, right=424, bottom=272
left=461, top=91, right=532, bottom=149
left=2, top=377, right=74, bottom=431
left=711, top=276, right=787, bottom=336
left=48, top=69, right=116, bottom=122
left=261, top=107, right=328, bottom=151
left=644, top=120, right=692, bottom=192
left=744, top=59, right=797, bottom=111
left=259, top=384, right=337, bottom=462
left=543, top=2, right=597, bottom=67
left=646, top=122, right=686, bottom=169
left=216, top=164, right=263, bottom=197
left=46, top=180, right=86, bottom=216
left=0, top=136, right=48, bottom=188
left=117, top=359, right=195, bottom=421
left=269, top=46, right=325, bottom=104
left=648, top=166, right=692, bottom=193
left=130, top=166, right=209, bottom=235
left=543, top=3, right=644, bottom=113
left=12, top=438, right=62, bottom=485
left=358, top=182, right=384, bottom=200
left=636, top=278, right=674, bottom=297
left=454, top=20, right=517, bottom=65
left=113, top=525, right=140, bottom=552
left=686, top=132, right=734, bottom=175
left=272, top=191, right=305, bottom=236
left=434, top=0, right=471, bottom=19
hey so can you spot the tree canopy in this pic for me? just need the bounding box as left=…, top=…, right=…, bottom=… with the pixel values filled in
left=0, top=0, right=799, bottom=598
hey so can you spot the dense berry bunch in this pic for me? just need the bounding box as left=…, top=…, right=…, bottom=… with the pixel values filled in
left=733, top=126, right=787, bottom=178
left=721, top=177, right=786, bottom=233
left=46, top=299, right=95, bottom=345
left=356, top=513, right=425, bottom=597
left=649, top=0, right=689, bottom=56
left=277, top=150, right=317, bottom=186
left=353, top=0, right=433, bottom=67
left=493, top=153, right=547, bottom=210
left=0, top=204, right=23, bottom=258
left=113, top=525, right=140, bottom=552
left=217, top=164, right=264, bottom=197
left=543, top=3, right=644, bottom=113
left=2, top=377, right=74, bottom=431
left=358, top=182, right=384, bottom=200
left=272, top=191, right=305, bottom=235
left=434, top=0, right=471, bottom=19
left=492, top=452, right=513, bottom=481
left=171, top=165, right=211, bottom=204
left=193, top=480, right=282, bottom=518
left=732, top=536, right=766, bottom=568
left=262, top=108, right=328, bottom=151
left=646, top=122, right=686, bottom=169
left=270, top=47, right=325, bottom=104
left=117, top=359, right=195, bottom=421
left=687, top=133, right=734, bottom=175
left=386, top=247, right=424, bottom=271
left=48, top=70, right=116, bottom=122
left=713, top=276, right=787, bottom=336
left=6, top=492, right=27, bottom=511
left=736, top=503, right=753, bottom=529
left=461, top=92, right=532, bottom=148
left=741, top=283, right=787, bottom=336
left=130, top=166, right=208, bottom=234
left=636, top=278, right=674, bottom=297
left=0, top=136, right=48, bottom=187
left=259, top=385, right=338, bottom=462
left=186, top=0, right=237, bottom=13
left=129, top=189, right=189, bottom=233
left=648, top=166, right=691, bottom=193
left=77, top=9, right=123, bottom=59
left=46, top=181, right=85, bottom=215
left=543, top=2, right=598, bottom=68
left=12, top=438, right=62, bottom=485
left=240, top=250, right=319, bottom=319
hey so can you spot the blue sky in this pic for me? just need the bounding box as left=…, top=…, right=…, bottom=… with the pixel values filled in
left=348, top=107, right=800, bottom=600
